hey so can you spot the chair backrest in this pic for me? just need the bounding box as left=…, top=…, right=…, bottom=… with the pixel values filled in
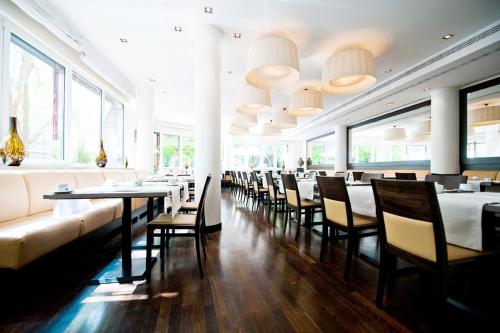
left=428, top=174, right=467, bottom=190
left=334, top=171, right=345, bottom=177
left=251, top=171, right=259, bottom=190
left=371, top=179, right=447, bottom=264
left=352, top=171, right=364, bottom=181
left=316, top=176, right=354, bottom=228
left=361, top=173, right=383, bottom=182
left=395, top=172, right=417, bottom=180
left=282, top=173, right=301, bottom=208
left=318, top=171, right=327, bottom=176
left=424, top=174, right=440, bottom=183
left=265, top=172, right=278, bottom=200
left=195, top=174, right=212, bottom=229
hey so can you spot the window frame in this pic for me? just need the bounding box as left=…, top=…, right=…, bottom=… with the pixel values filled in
left=306, top=131, right=336, bottom=170
left=459, top=76, right=500, bottom=171
left=347, top=100, right=432, bottom=170
left=102, top=93, right=125, bottom=166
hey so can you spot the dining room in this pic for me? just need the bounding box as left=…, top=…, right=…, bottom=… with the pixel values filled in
left=0, top=0, right=500, bottom=332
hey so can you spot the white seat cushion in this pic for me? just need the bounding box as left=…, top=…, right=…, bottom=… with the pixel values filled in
left=0, top=211, right=80, bottom=269
left=0, top=173, right=29, bottom=223
left=79, top=201, right=116, bottom=235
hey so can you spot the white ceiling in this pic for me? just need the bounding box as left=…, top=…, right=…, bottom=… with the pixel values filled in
left=46, top=0, right=500, bottom=130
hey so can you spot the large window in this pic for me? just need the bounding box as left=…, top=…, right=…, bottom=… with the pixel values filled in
left=180, top=136, right=195, bottom=168
left=465, top=82, right=500, bottom=159
left=348, top=103, right=431, bottom=167
left=67, top=74, right=102, bottom=164
left=160, top=134, right=195, bottom=169
left=228, top=143, right=289, bottom=169
left=307, top=133, right=335, bottom=168
left=9, top=34, right=65, bottom=159
left=102, top=95, right=124, bottom=166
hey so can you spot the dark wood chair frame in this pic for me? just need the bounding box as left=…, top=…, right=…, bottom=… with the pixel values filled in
left=265, top=172, right=286, bottom=225
left=242, top=171, right=254, bottom=206
left=251, top=171, right=268, bottom=211
left=395, top=172, right=417, bottom=180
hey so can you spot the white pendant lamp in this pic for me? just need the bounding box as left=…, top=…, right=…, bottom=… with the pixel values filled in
left=468, top=104, right=500, bottom=126
left=272, top=107, right=297, bottom=129
left=384, top=126, right=407, bottom=141
left=260, top=120, right=282, bottom=136
left=231, top=112, right=258, bottom=128
left=236, top=83, right=272, bottom=115
left=229, top=126, right=250, bottom=135
left=289, top=88, right=323, bottom=116
left=409, top=119, right=431, bottom=142
left=321, top=48, right=376, bottom=95
left=246, top=35, right=300, bottom=89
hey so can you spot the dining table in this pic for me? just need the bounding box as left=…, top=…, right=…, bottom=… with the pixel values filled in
left=44, top=184, right=184, bottom=284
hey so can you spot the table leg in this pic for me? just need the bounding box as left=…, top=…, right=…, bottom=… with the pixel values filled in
left=147, top=197, right=155, bottom=222
left=122, top=197, right=132, bottom=276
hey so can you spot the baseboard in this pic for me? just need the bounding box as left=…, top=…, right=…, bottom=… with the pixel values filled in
left=205, top=222, right=222, bottom=233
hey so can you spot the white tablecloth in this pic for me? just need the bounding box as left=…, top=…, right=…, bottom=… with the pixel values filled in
left=346, top=186, right=500, bottom=251
left=278, top=179, right=316, bottom=200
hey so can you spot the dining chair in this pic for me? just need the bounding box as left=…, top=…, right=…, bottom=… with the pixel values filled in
left=424, top=174, right=467, bottom=190
left=318, top=171, right=327, bottom=176
left=281, top=174, right=322, bottom=241
left=371, top=179, right=492, bottom=307
left=361, top=173, right=383, bottom=182
left=265, top=172, right=286, bottom=225
left=251, top=171, right=269, bottom=210
left=316, top=176, right=378, bottom=280
left=352, top=171, right=364, bottom=181
left=242, top=171, right=254, bottom=206
left=145, top=174, right=212, bottom=281
left=395, top=172, right=417, bottom=180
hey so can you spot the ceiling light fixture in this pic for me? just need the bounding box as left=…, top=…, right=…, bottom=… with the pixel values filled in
left=149, top=78, right=156, bottom=83
left=229, top=126, right=249, bottom=135
left=174, top=26, right=182, bottom=32
left=204, top=6, right=213, bottom=14
left=234, top=33, right=242, bottom=39
left=161, top=90, right=167, bottom=94
left=384, top=69, right=392, bottom=74
left=272, top=107, right=297, bottom=129
left=384, top=126, right=407, bottom=141
left=385, top=102, right=394, bottom=106
left=289, top=88, right=323, bottom=116
left=423, top=88, right=431, bottom=92
left=442, top=33, right=454, bottom=40
left=231, top=112, right=258, bottom=128
left=119, top=38, right=128, bottom=43
left=236, top=83, right=272, bottom=115
left=321, top=48, right=376, bottom=95
left=227, top=70, right=232, bottom=74
left=409, top=119, right=431, bottom=142
left=260, top=120, right=282, bottom=136
left=246, top=35, right=300, bottom=89
left=468, top=104, right=500, bottom=126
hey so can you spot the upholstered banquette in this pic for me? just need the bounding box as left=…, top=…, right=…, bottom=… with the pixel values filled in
left=0, top=169, right=147, bottom=269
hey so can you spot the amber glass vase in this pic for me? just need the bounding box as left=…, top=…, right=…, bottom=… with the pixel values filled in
left=1, top=117, right=25, bottom=166
left=95, top=139, right=107, bottom=168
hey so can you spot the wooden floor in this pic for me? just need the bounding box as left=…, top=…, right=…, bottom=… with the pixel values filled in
left=0, top=189, right=498, bottom=332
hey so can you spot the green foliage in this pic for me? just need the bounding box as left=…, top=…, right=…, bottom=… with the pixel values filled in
left=76, top=145, right=91, bottom=164
left=391, top=144, right=403, bottom=161
left=357, top=145, right=371, bottom=163
left=311, top=144, right=323, bottom=165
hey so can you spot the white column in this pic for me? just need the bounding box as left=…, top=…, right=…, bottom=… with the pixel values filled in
left=194, top=25, right=221, bottom=228
left=431, top=88, right=460, bottom=174
left=334, top=125, right=347, bottom=171
left=136, top=87, right=154, bottom=174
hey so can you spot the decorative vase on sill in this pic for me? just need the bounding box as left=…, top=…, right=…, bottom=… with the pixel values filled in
left=95, top=139, right=107, bottom=168
left=1, top=117, right=25, bottom=166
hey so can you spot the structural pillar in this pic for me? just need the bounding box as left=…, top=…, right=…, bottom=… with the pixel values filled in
left=431, top=88, right=460, bottom=174
left=194, top=25, right=221, bottom=229
left=334, top=125, right=347, bottom=171
left=136, top=87, right=154, bottom=174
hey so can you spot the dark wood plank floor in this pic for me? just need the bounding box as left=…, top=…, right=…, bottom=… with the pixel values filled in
left=0, top=190, right=498, bottom=332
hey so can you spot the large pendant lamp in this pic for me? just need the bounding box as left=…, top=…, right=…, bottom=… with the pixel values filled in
left=289, top=88, right=323, bottom=116
left=236, top=83, right=272, bottom=115
left=409, top=119, right=431, bottom=142
left=245, top=35, right=300, bottom=89
left=384, top=126, right=407, bottom=141
left=321, top=48, right=376, bottom=95
left=260, top=120, right=282, bottom=136
left=468, top=104, right=500, bottom=126
left=229, top=126, right=250, bottom=135
left=272, top=107, right=297, bottom=129
left=231, top=112, right=258, bottom=128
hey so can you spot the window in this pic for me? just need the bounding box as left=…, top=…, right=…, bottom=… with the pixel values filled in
left=102, top=95, right=124, bottom=166
left=227, top=142, right=290, bottom=169
left=153, top=132, right=160, bottom=174
left=9, top=34, right=65, bottom=159
left=67, top=74, right=102, bottom=164
left=307, top=133, right=335, bottom=167
left=348, top=103, right=431, bottom=166
left=465, top=82, right=500, bottom=159
left=180, top=136, right=195, bottom=168
left=161, top=134, right=179, bottom=168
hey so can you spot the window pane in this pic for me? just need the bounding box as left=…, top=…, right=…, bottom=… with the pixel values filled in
left=180, top=136, right=195, bottom=168
left=263, top=145, right=274, bottom=168
left=275, top=144, right=287, bottom=169
left=153, top=132, right=160, bottom=174
left=247, top=144, right=261, bottom=169
left=349, top=107, right=431, bottom=163
left=102, top=95, right=124, bottom=166
left=9, top=34, right=64, bottom=159
left=307, top=133, right=335, bottom=166
left=68, top=74, right=102, bottom=164
left=466, top=83, right=500, bottom=158
left=161, top=134, right=179, bottom=167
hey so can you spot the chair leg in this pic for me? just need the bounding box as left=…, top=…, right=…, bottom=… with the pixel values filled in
left=160, top=229, right=165, bottom=259
left=283, top=207, right=288, bottom=233
left=353, top=230, right=359, bottom=257
left=146, top=226, right=153, bottom=283
left=273, top=201, right=278, bottom=226
left=376, top=250, right=389, bottom=306
left=295, top=210, right=301, bottom=242
left=344, top=234, right=354, bottom=281
left=320, top=223, right=328, bottom=262
left=201, top=231, right=207, bottom=259
left=195, top=233, right=204, bottom=277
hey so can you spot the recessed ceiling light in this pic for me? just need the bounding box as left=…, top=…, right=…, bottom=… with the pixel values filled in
left=423, top=88, right=431, bottom=92
left=174, top=26, right=182, bottom=32
left=233, top=32, right=242, bottom=39
left=442, top=33, right=454, bottom=40
left=227, top=70, right=232, bottom=74
left=204, top=6, right=213, bottom=14
left=149, top=78, right=156, bottom=83
left=119, top=38, right=128, bottom=43
left=384, top=68, right=392, bottom=74
left=385, top=102, right=394, bottom=106
left=161, top=90, right=167, bottom=94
